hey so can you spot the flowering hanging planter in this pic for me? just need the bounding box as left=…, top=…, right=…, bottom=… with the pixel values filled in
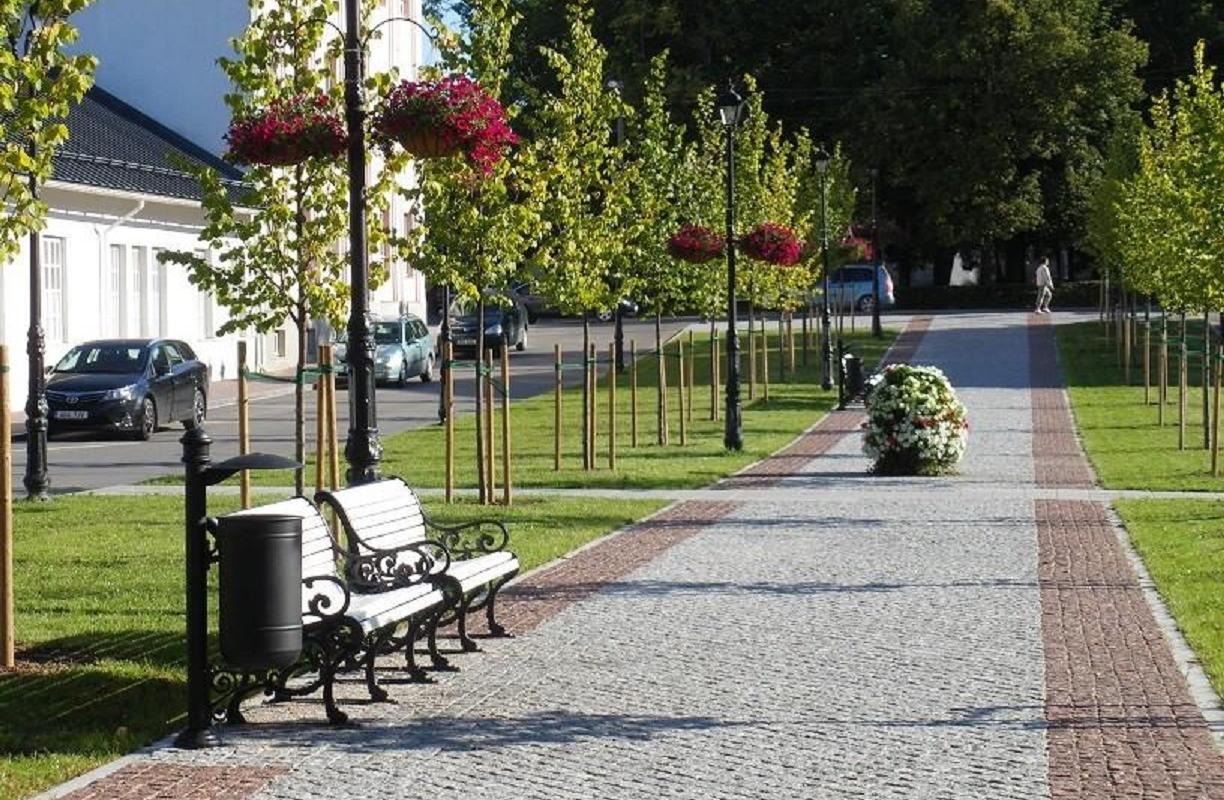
left=373, top=75, right=517, bottom=174
left=739, top=222, right=802, bottom=266
left=225, top=93, right=347, bottom=167
left=667, top=225, right=726, bottom=264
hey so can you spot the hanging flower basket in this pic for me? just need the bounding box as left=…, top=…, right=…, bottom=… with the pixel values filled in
left=667, top=225, right=726, bottom=263
left=373, top=75, right=518, bottom=174
left=225, top=93, right=347, bottom=167
left=739, top=222, right=802, bottom=266
left=862, top=364, right=969, bottom=476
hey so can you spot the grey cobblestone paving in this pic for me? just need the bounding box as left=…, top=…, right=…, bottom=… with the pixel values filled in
left=44, top=311, right=1223, bottom=800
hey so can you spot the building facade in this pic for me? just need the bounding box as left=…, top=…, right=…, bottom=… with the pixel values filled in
left=3, top=0, right=428, bottom=412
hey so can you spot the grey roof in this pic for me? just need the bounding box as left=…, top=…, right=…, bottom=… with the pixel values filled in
left=53, top=86, right=247, bottom=203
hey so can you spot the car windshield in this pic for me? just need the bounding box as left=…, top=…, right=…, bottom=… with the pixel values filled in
left=54, top=345, right=146, bottom=374
left=373, top=322, right=401, bottom=344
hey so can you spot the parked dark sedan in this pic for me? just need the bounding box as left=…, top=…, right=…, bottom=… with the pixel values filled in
left=46, top=339, right=209, bottom=440
left=449, top=297, right=529, bottom=354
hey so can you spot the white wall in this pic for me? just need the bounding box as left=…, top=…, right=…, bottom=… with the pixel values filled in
left=1, top=186, right=296, bottom=413
left=71, top=0, right=250, bottom=155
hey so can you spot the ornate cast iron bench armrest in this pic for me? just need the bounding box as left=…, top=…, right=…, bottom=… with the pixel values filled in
left=424, top=517, right=510, bottom=559
left=344, top=539, right=453, bottom=593
left=301, top=574, right=351, bottom=626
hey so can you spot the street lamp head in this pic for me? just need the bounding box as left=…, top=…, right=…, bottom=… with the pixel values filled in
left=717, top=84, right=745, bottom=129
left=813, top=146, right=831, bottom=176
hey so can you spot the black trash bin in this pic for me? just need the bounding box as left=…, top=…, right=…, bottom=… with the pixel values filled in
left=842, top=353, right=865, bottom=400
left=212, top=514, right=303, bottom=671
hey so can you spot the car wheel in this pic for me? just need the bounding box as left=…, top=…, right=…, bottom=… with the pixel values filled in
left=398, top=363, right=409, bottom=388
left=420, top=353, right=436, bottom=383
left=182, top=389, right=206, bottom=429
left=856, top=295, right=876, bottom=313
left=516, top=327, right=527, bottom=352
left=137, top=397, right=157, bottom=441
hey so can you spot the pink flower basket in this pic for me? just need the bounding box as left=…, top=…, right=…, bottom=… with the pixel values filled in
left=225, top=93, right=346, bottom=167
left=373, top=75, right=518, bottom=174
left=667, top=225, right=726, bottom=263
left=739, top=222, right=802, bottom=266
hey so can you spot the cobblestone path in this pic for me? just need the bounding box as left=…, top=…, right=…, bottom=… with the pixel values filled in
left=47, top=313, right=1224, bottom=800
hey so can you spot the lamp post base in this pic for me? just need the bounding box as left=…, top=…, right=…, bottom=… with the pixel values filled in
left=174, top=726, right=222, bottom=750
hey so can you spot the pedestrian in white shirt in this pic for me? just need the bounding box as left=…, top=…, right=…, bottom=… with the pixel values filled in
left=1034, top=257, right=1054, bottom=314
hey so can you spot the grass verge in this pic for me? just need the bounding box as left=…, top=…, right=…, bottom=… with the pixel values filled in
left=0, top=492, right=663, bottom=799
left=1056, top=319, right=1223, bottom=491
left=1114, top=498, right=1224, bottom=697
left=186, top=327, right=896, bottom=491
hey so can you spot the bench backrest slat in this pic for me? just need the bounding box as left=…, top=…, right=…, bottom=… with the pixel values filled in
left=320, top=479, right=428, bottom=560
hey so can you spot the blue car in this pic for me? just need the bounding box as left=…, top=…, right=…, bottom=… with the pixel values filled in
left=827, top=263, right=896, bottom=312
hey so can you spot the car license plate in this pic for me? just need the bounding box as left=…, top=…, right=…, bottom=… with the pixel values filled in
left=456, top=337, right=476, bottom=345
left=55, top=410, right=88, bottom=420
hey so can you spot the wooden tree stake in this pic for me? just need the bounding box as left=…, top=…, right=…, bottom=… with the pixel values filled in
left=1214, top=345, right=1222, bottom=476
left=484, top=348, right=496, bottom=502
left=1143, top=318, right=1151, bottom=405
left=238, top=341, right=251, bottom=509
left=678, top=339, right=688, bottom=446
left=712, top=334, right=720, bottom=421
left=761, top=319, right=770, bottom=403
left=445, top=341, right=455, bottom=503
left=686, top=330, right=695, bottom=424
left=630, top=340, right=639, bottom=448
left=787, top=313, right=796, bottom=380
left=553, top=343, right=562, bottom=471
left=658, top=340, right=668, bottom=445
left=327, top=347, right=339, bottom=493
left=589, top=343, right=598, bottom=468
left=608, top=342, right=616, bottom=469
left=500, top=345, right=511, bottom=506
left=1, top=345, right=13, bottom=668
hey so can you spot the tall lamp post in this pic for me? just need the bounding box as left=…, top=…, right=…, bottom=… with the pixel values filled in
left=814, top=147, right=833, bottom=391
left=607, top=79, right=627, bottom=373
left=718, top=85, right=746, bottom=451
left=870, top=167, right=883, bottom=339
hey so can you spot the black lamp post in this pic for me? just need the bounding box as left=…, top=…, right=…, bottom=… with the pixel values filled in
left=607, top=79, right=627, bottom=373
left=341, top=0, right=382, bottom=485
left=718, top=84, right=746, bottom=451
left=814, top=147, right=833, bottom=392
left=870, top=167, right=883, bottom=339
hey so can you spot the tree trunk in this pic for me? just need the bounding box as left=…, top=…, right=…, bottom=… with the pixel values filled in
left=581, top=312, right=591, bottom=468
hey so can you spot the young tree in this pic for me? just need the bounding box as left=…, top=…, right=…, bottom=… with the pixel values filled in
left=404, top=0, right=544, bottom=500
left=163, top=0, right=404, bottom=495
left=527, top=1, right=633, bottom=465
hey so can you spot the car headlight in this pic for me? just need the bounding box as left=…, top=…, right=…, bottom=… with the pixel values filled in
left=104, top=385, right=136, bottom=401
left=485, top=324, right=503, bottom=337
left=375, top=351, right=401, bottom=365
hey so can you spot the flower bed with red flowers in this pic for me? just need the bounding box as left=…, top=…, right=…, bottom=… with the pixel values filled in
left=226, top=93, right=346, bottom=167
left=739, top=222, right=802, bottom=266
left=373, top=75, right=518, bottom=174
left=667, top=224, right=726, bottom=263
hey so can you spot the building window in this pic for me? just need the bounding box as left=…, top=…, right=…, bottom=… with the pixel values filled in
left=130, top=246, right=148, bottom=336
left=274, top=329, right=287, bottom=358
left=42, top=236, right=65, bottom=342
left=107, top=244, right=124, bottom=337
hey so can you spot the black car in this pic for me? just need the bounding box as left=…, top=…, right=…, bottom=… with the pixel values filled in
left=46, top=339, right=209, bottom=440
left=449, top=297, right=529, bottom=354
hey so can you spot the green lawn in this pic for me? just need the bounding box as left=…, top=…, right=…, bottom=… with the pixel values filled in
left=0, top=492, right=662, bottom=800
left=1114, top=498, right=1224, bottom=697
left=1056, top=319, right=1223, bottom=491
left=196, top=328, right=896, bottom=491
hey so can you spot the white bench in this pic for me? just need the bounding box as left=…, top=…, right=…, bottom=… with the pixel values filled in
left=317, top=478, right=520, bottom=653
left=214, top=496, right=455, bottom=724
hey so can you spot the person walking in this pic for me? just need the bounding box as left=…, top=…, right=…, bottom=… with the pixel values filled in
left=1034, top=256, right=1054, bottom=314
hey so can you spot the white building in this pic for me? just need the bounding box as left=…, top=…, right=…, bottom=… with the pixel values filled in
left=3, top=0, right=428, bottom=412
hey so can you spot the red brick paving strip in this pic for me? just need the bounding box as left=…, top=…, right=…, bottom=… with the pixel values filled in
left=58, top=764, right=287, bottom=800
left=1030, top=314, right=1224, bottom=797
left=469, top=500, right=740, bottom=636
left=724, top=315, right=933, bottom=487
left=1029, top=314, right=1096, bottom=489
left=1037, top=500, right=1224, bottom=799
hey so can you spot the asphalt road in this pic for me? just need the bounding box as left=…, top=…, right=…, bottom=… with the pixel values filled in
left=7, top=317, right=697, bottom=496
